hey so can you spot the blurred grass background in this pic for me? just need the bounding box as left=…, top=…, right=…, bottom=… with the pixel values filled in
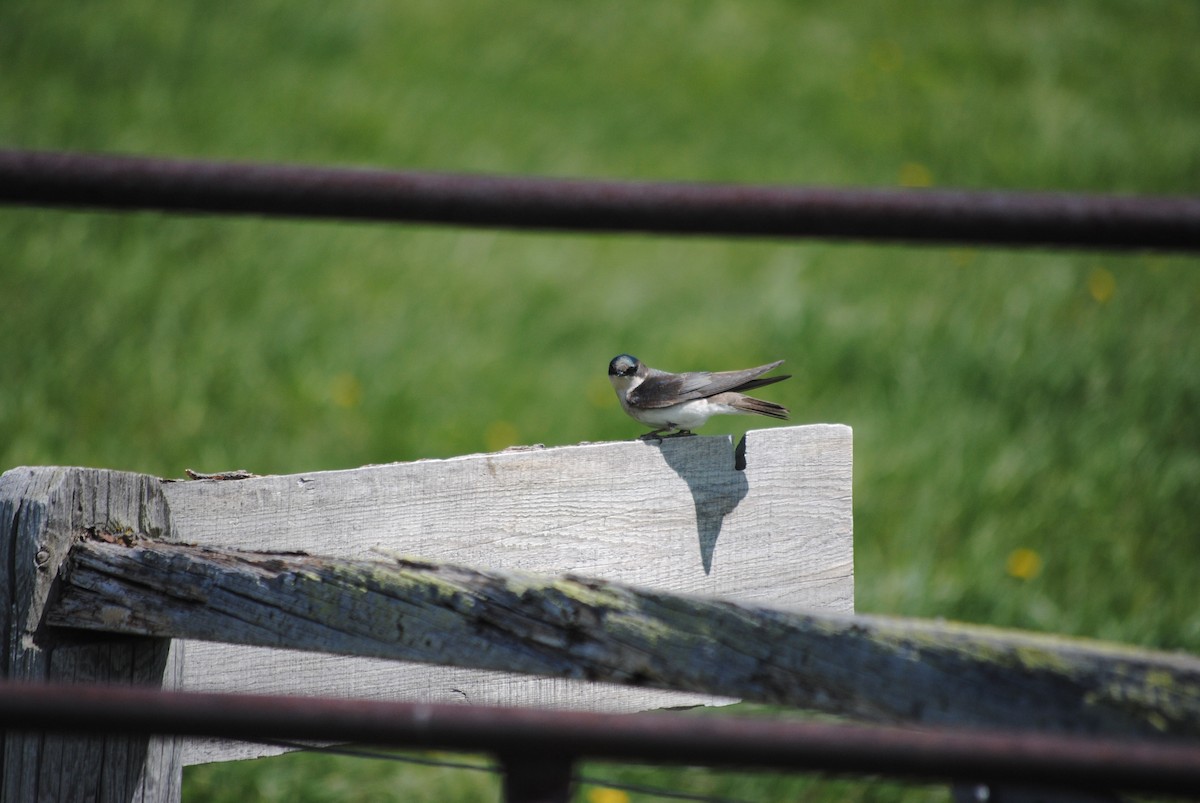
left=2, top=1, right=1199, bottom=800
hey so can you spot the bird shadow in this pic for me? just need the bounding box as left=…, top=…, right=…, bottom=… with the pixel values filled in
left=655, top=436, right=749, bottom=575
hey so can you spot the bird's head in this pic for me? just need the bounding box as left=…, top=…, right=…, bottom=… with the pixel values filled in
left=608, top=354, right=640, bottom=378
left=607, top=354, right=644, bottom=395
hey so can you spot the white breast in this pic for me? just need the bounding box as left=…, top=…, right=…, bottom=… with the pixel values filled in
left=625, top=398, right=736, bottom=429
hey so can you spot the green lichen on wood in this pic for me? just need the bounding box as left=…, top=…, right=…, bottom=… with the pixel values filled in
left=48, top=538, right=1200, bottom=739
left=1083, top=663, right=1200, bottom=733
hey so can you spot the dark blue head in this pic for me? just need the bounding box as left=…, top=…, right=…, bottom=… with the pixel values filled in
left=608, top=354, right=640, bottom=377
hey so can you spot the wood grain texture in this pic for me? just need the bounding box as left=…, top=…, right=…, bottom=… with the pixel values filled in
left=0, top=467, right=182, bottom=803
left=156, top=424, right=853, bottom=763
left=160, top=424, right=852, bottom=603
left=49, top=539, right=1200, bottom=744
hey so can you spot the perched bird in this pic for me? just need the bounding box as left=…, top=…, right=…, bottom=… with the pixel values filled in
left=607, top=354, right=790, bottom=439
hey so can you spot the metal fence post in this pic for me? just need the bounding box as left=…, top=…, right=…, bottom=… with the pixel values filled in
left=500, top=755, right=575, bottom=803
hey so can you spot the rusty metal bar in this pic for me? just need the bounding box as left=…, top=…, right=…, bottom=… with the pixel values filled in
left=0, top=681, right=1197, bottom=796
left=1, top=149, right=1197, bottom=251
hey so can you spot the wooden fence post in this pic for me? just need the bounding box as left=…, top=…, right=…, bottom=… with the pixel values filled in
left=1, top=425, right=854, bottom=776
left=158, top=424, right=854, bottom=765
left=0, top=467, right=182, bottom=803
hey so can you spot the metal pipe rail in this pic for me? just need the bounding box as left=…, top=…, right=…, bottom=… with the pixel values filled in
left=2, top=149, right=1198, bottom=251
left=0, top=681, right=1197, bottom=799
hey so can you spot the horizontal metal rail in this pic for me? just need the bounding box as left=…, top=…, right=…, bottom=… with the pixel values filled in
left=1, top=149, right=1198, bottom=251
left=1, top=681, right=1198, bottom=797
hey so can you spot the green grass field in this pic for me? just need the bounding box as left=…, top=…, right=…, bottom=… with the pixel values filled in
left=3, top=2, right=1199, bottom=800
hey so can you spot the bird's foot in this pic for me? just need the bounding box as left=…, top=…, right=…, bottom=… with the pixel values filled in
left=638, top=427, right=696, bottom=443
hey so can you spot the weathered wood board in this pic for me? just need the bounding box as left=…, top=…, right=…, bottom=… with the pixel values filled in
left=152, top=424, right=852, bottom=764
left=50, top=539, right=1200, bottom=745
left=0, top=467, right=183, bottom=802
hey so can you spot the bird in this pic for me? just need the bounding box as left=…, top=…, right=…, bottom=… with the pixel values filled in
left=607, top=354, right=790, bottom=440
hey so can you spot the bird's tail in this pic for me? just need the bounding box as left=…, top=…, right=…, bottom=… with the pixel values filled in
left=732, top=373, right=791, bottom=394
left=733, top=395, right=789, bottom=420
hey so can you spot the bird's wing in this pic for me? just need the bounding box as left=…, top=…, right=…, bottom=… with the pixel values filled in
left=629, top=361, right=786, bottom=409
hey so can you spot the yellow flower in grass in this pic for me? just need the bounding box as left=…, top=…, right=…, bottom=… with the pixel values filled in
left=898, top=162, right=933, bottom=188
left=1088, top=267, right=1116, bottom=304
left=484, top=420, right=519, bottom=452
left=587, top=788, right=630, bottom=803
left=1006, top=548, right=1043, bottom=580
left=330, top=372, right=363, bottom=408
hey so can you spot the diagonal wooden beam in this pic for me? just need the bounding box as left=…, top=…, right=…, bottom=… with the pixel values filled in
left=49, top=537, right=1200, bottom=742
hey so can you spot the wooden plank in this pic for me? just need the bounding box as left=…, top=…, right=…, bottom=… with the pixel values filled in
left=0, top=467, right=183, bottom=803
left=160, top=424, right=851, bottom=603
left=49, top=539, right=1200, bottom=743
left=156, top=424, right=853, bottom=763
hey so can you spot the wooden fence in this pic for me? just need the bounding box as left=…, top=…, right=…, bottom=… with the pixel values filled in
left=3, top=424, right=1199, bottom=801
